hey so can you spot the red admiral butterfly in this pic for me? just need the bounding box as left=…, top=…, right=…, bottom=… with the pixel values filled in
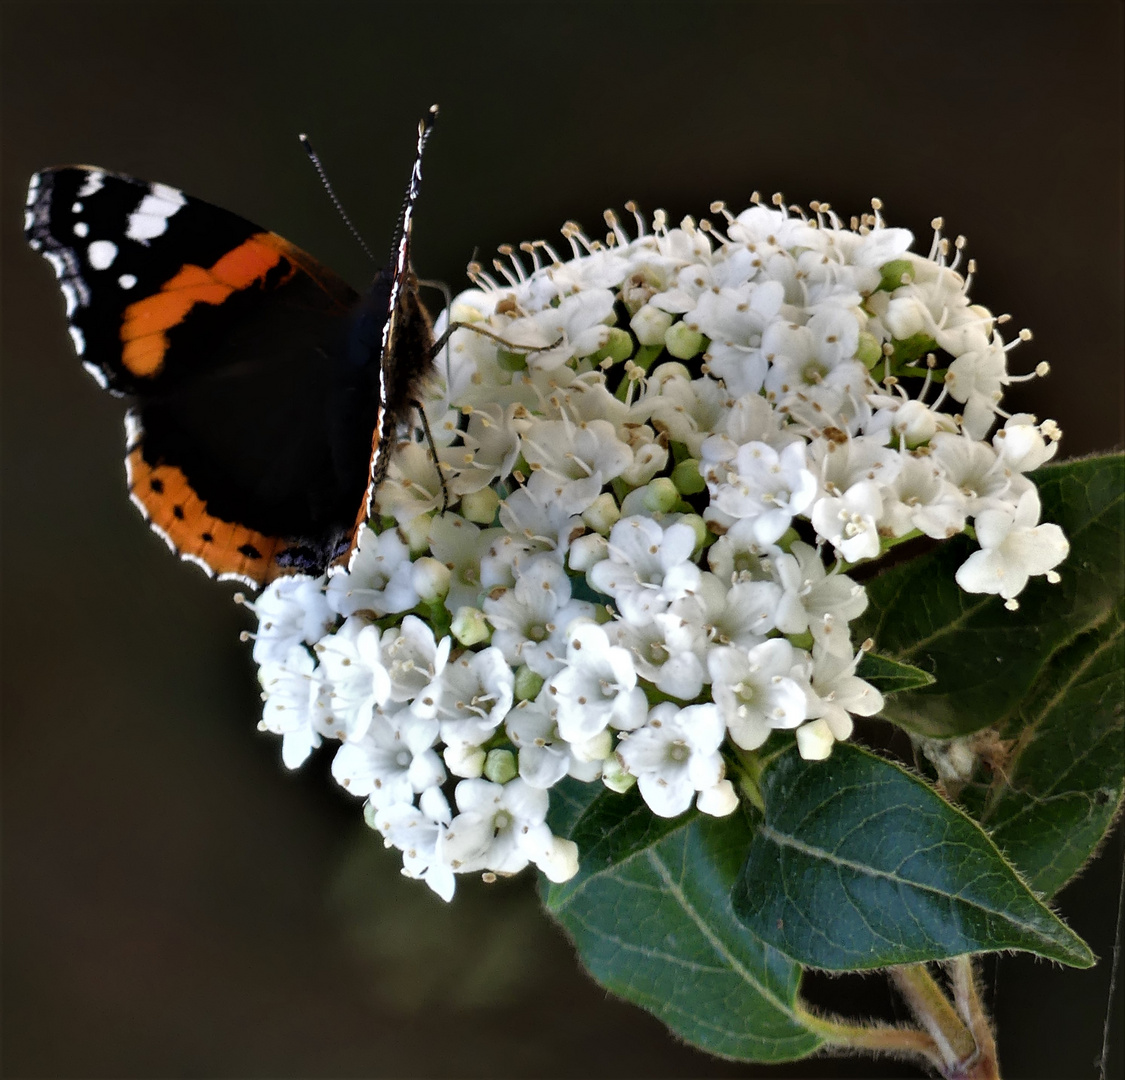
left=25, top=107, right=440, bottom=588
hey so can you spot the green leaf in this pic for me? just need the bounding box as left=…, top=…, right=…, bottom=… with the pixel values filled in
left=853, top=454, right=1125, bottom=738
left=731, top=743, right=1094, bottom=971
left=855, top=651, right=936, bottom=695
left=544, top=779, right=821, bottom=1063
left=959, top=593, right=1125, bottom=898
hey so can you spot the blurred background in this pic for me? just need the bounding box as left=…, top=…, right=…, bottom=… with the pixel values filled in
left=3, top=3, right=1122, bottom=1077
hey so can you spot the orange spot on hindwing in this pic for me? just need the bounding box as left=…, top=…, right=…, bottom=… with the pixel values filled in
left=126, top=445, right=292, bottom=585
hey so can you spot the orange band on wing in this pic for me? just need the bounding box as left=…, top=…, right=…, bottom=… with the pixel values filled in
left=127, top=445, right=293, bottom=585
left=120, top=233, right=296, bottom=377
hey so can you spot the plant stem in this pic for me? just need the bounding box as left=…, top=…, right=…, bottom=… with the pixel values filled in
left=794, top=999, right=946, bottom=1071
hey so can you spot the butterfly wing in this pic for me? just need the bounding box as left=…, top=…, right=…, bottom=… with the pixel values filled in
left=25, top=166, right=385, bottom=586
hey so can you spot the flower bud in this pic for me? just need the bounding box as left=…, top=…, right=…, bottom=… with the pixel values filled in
left=582, top=491, right=621, bottom=534
left=630, top=303, right=674, bottom=346
left=697, top=779, right=739, bottom=817
left=445, top=742, right=486, bottom=778
left=590, top=326, right=634, bottom=365
left=856, top=331, right=882, bottom=370
left=642, top=476, right=680, bottom=513
left=664, top=320, right=705, bottom=360
left=568, top=532, right=608, bottom=572
left=536, top=836, right=580, bottom=883
left=460, top=485, right=500, bottom=524
left=402, top=513, right=434, bottom=555
left=671, top=457, right=706, bottom=495
left=411, top=556, right=451, bottom=603
left=451, top=606, right=491, bottom=646
left=483, top=748, right=518, bottom=784
left=572, top=728, right=614, bottom=763
left=602, top=755, right=637, bottom=793
left=878, top=258, right=914, bottom=292
left=514, top=665, right=544, bottom=702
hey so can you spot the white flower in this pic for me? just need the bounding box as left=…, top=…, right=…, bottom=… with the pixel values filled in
left=331, top=709, right=445, bottom=807
left=380, top=615, right=451, bottom=717
left=434, top=646, right=515, bottom=750
left=992, top=413, right=1060, bottom=473
left=442, top=778, right=561, bottom=877
left=546, top=621, right=648, bottom=743
left=709, top=638, right=809, bottom=750
left=315, top=616, right=391, bottom=742
left=880, top=454, right=967, bottom=540
left=770, top=541, right=867, bottom=658
left=802, top=647, right=885, bottom=754
left=428, top=513, right=499, bottom=613
left=611, top=612, right=709, bottom=700
left=368, top=787, right=455, bottom=902
left=484, top=554, right=597, bottom=677
left=588, top=516, right=702, bottom=625
left=702, top=439, right=817, bottom=544
left=955, top=487, right=1069, bottom=604
left=617, top=703, right=725, bottom=817
left=326, top=528, right=418, bottom=618
left=246, top=574, right=333, bottom=666
left=506, top=695, right=602, bottom=789
left=811, top=481, right=884, bottom=563
left=257, top=643, right=333, bottom=769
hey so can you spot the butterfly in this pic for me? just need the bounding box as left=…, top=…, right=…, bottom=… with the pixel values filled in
left=24, top=106, right=441, bottom=588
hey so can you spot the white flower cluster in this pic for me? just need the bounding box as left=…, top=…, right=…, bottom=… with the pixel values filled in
left=243, top=196, right=1069, bottom=900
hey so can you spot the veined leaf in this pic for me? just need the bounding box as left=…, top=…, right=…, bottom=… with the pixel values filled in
left=731, top=743, right=1094, bottom=970
left=544, top=779, right=820, bottom=1063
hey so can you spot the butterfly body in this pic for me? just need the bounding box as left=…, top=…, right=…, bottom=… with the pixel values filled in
left=24, top=111, right=437, bottom=586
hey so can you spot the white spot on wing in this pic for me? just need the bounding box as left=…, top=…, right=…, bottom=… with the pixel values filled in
left=44, top=250, right=66, bottom=279
left=148, top=519, right=177, bottom=553
left=126, top=183, right=186, bottom=242
left=87, top=240, right=118, bottom=269
left=23, top=209, right=33, bottom=231
left=73, top=221, right=89, bottom=238
left=72, top=201, right=83, bottom=213
left=118, top=273, right=137, bottom=289
left=61, top=282, right=79, bottom=316
left=182, top=552, right=217, bottom=578
left=77, top=171, right=105, bottom=198
left=82, top=360, right=109, bottom=388
left=217, top=569, right=261, bottom=588
left=128, top=490, right=149, bottom=520
left=124, top=410, right=143, bottom=449
left=69, top=325, right=86, bottom=354
left=26, top=172, right=41, bottom=206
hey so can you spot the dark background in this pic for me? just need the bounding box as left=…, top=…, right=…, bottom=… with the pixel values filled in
left=3, top=3, right=1122, bottom=1077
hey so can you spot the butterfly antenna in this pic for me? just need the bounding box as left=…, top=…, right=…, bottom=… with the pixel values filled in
left=389, top=105, right=439, bottom=269
left=298, top=133, right=377, bottom=263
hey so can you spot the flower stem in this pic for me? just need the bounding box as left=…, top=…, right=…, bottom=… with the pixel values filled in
left=794, top=999, right=946, bottom=1071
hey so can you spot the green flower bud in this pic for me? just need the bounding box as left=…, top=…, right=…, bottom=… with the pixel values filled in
left=484, top=748, right=518, bottom=784
left=496, top=348, right=528, bottom=372
left=402, top=513, right=433, bottom=555
left=602, top=756, right=637, bottom=793
left=461, top=485, right=500, bottom=524
left=856, top=331, right=882, bottom=370
left=671, top=457, right=706, bottom=495
left=878, top=258, right=914, bottom=292
left=589, top=326, right=634, bottom=365
left=582, top=491, right=621, bottom=534
left=451, top=606, right=491, bottom=646
left=514, top=665, right=545, bottom=702
left=642, top=476, right=680, bottom=513
left=664, top=320, right=705, bottom=360
left=677, top=513, right=709, bottom=555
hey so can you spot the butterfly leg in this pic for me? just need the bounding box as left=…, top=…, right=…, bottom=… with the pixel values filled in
left=427, top=321, right=565, bottom=364
left=410, top=398, right=449, bottom=513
